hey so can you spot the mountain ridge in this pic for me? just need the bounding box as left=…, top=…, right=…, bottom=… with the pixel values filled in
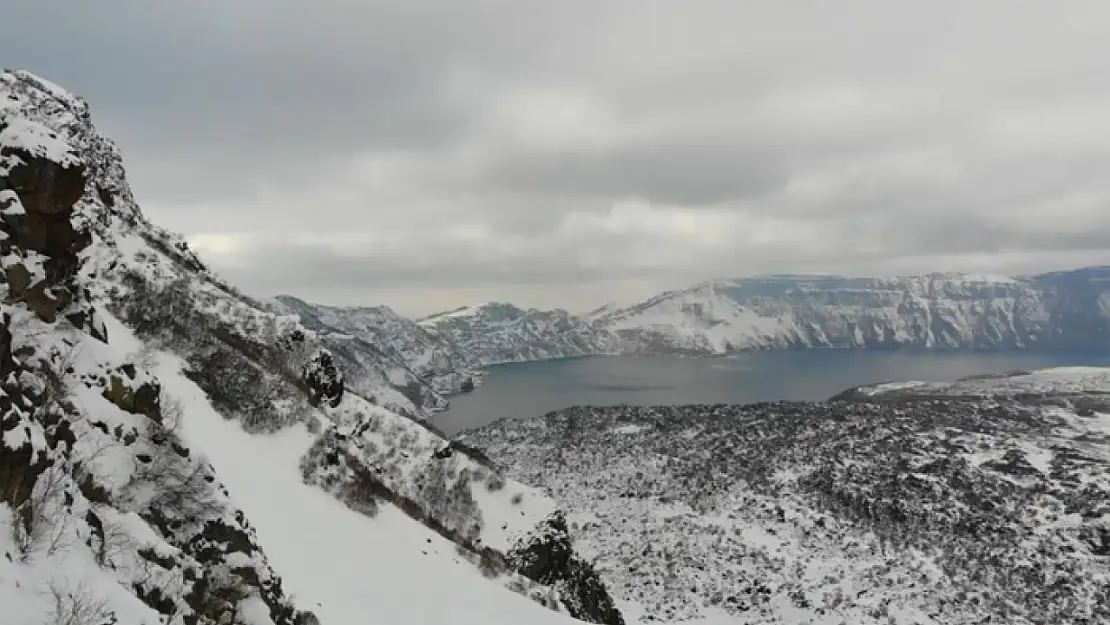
left=1, top=68, right=621, bottom=625
left=306, top=268, right=1108, bottom=371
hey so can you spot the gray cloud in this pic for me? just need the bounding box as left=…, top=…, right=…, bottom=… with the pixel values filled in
left=6, top=2, right=1110, bottom=315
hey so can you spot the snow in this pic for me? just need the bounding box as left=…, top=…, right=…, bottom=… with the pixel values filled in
left=590, top=271, right=1094, bottom=354
left=859, top=380, right=929, bottom=396
left=0, top=116, right=80, bottom=167
left=861, top=366, right=1110, bottom=397
left=160, top=354, right=578, bottom=625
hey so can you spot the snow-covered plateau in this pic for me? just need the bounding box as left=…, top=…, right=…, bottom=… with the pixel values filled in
left=0, top=70, right=623, bottom=625
left=463, top=367, right=1110, bottom=624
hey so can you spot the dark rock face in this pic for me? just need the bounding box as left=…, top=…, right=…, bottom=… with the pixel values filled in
left=101, top=369, right=163, bottom=424
left=1, top=69, right=315, bottom=625
left=303, top=349, right=344, bottom=408
left=509, top=511, right=625, bottom=625
left=0, top=117, right=95, bottom=326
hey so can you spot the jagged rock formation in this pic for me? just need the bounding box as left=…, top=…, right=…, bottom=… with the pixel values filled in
left=509, top=511, right=625, bottom=625
left=464, top=373, right=1110, bottom=624
left=595, top=272, right=1110, bottom=353
left=1, top=68, right=313, bottom=625
left=419, top=302, right=619, bottom=365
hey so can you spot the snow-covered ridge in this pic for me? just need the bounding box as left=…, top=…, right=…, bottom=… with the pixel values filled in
left=593, top=269, right=1110, bottom=353
left=419, top=301, right=620, bottom=365
left=2, top=69, right=622, bottom=625
left=331, top=269, right=1109, bottom=372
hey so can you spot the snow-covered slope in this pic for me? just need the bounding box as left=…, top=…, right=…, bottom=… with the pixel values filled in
left=845, top=365, right=1110, bottom=400
left=595, top=272, right=1110, bottom=353
left=419, top=303, right=619, bottom=365
left=1, top=69, right=623, bottom=625
left=272, top=295, right=481, bottom=398
left=465, top=367, right=1110, bottom=624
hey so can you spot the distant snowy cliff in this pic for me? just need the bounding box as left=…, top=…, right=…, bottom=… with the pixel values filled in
left=290, top=271, right=1110, bottom=373
left=595, top=271, right=1110, bottom=354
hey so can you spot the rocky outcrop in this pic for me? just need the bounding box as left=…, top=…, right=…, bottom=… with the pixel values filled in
left=1, top=73, right=102, bottom=335
left=100, top=364, right=164, bottom=424
left=509, top=511, right=625, bottom=625
left=1, top=69, right=315, bottom=625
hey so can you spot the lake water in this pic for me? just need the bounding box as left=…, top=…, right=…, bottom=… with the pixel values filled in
left=433, top=350, right=1110, bottom=435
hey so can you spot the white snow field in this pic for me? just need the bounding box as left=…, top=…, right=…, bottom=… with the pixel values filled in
left=158, top=349, right=578, bottom=625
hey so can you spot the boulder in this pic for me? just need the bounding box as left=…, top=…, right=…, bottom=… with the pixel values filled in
left=4, top=262, right=30, bottom=295
left=102, top=372, right=163, bottom=424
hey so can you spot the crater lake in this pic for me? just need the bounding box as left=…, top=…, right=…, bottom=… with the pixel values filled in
left=432, top=350, right=1110, bottom=435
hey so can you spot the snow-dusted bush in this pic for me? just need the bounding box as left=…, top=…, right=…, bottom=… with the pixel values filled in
left=45, top=579, right=114, bottom=625
left=302, top=349, right=343, bottom=408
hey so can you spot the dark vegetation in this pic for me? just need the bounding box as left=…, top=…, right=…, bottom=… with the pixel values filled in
left=468, top=398, right=1110, bottom=624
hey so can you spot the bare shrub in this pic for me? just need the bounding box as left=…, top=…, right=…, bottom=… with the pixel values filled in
left=44, top=579, right=114, bottom=625
left=188, top=566, right=251, bottom=624
left=485, top=473, right=506, bottom=492
left=130, top=342, right=161, bottom=373
left=12, top=462, right=75, bottom=562
left=158, top=392, right=184, bottom=436
left=95, top=517, right=135, bottom=568
left=511, top=492, right=524, bottom=506
left=122, top=442, right=222, bottom=522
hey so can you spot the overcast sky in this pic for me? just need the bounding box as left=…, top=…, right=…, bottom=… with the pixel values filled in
left=6, top=2, right=1110, bottom=316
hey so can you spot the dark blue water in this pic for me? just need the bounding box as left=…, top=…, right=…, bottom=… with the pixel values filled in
left=434, top=350, right=1110, bottom=435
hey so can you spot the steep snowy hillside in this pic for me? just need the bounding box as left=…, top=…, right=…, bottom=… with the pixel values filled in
left=271, top=295, right=481, bottom=397
left=595, top=272, right=1110, bottom=353
left=419, top=303, right=619, bottom=365
left=1, top=69, right=623, bottom=625
left=465, top=368, right=1110, bottom=624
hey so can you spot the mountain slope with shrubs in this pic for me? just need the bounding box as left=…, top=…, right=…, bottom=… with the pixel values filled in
left=271, top=294, right=481, bottom=399
left=465, top=373, right=1110, bottom=624
left=419, top=302, right=620, bottom=365
left=0, top=69, right=623, bottom=625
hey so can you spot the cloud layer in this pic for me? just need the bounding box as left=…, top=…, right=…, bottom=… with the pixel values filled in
left=7, top=2, right=1110, bottom=315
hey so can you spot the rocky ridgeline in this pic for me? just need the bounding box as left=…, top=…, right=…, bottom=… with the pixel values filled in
left=1, top=70, right=624, bottom=624
left=1, top=68, right=322, bottom=625
left=464, top=392, right=1110, bottom=624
